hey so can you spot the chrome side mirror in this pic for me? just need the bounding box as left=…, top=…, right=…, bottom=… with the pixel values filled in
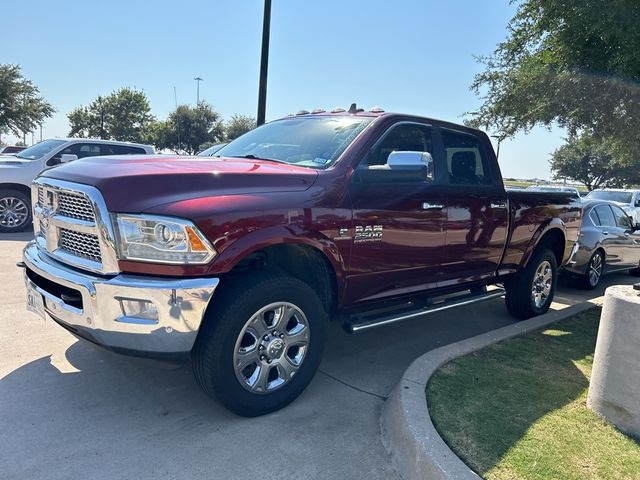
left=386, top=151, right=434, bottom=181
left=60, top=154, right=78, bottom=163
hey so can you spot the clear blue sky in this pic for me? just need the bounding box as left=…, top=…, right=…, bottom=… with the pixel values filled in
left=4, top=0, right=564, bottom=179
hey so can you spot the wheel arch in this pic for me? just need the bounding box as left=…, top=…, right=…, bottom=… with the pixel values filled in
left=213, top=229, right=345, bottom=315
left=0, top=183, right=32, bottom=199
left=522, top=223, right=566, bottom=270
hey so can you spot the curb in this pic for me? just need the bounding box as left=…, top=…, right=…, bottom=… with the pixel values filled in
left=380, top=301, right=598, bottom=480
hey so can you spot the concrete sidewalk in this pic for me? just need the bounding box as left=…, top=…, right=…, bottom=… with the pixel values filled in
left=1, top=233, right=636, bottom=480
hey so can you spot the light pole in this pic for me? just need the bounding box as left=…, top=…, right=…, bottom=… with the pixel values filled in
left=491, top=134, right=505, bottom=161
left=257, top=0, right=272, bottom=126
left=194, top=77, right=203, bottom=105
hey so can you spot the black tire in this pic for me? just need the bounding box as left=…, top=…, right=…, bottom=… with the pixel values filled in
left=0, top=189, right=32, bottom=233
left=579, top=250, right=605, bottom=290
left=192, top=273, right=326, bottom=417
left=505, top=248, right=558, bottom=320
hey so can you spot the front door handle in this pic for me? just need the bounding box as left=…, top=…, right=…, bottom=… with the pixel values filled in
left=490, top=202, right=507, bottom=209
left=422, top=202, right=444, bottom=210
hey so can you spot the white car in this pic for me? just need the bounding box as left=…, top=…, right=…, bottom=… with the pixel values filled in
left=586, top=189, right=640, bottom=227
left=0, top=138, right=154, bottom=232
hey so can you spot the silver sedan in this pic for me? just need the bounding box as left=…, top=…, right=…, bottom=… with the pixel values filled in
left=563, top=201, right=640, bottom=289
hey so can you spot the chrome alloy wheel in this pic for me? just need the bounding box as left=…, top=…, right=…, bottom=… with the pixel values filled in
left=588, top=253, right=603, bottom=287
left=0, top=196, right=29, bottom=229
left=233, top=302, right=310, bottom=394
left=531, top=260, right=553, bottom=309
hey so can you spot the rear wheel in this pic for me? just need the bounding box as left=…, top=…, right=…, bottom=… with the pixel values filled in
left=505, top=248, right=558, bottom=320
left=579, top=250, right=604, bottom=290
left=192, top=273, right=326, bottom=417
left=0, top=189, right=31, bottom=233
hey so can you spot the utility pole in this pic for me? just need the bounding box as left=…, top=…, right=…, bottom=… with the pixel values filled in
left=491, top=134, right=505, bottom=161
left=194, top=77, right=203, bottom=105
left=257, top=0, right=272, bottom=126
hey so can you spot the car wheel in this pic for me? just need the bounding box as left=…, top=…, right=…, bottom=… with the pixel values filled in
left=0, top=189, right=32, bottom=233
left=505, top=248, right=558, bottom=320
left=580, top=250, right=605, bottom=290
left=192, top=273, right=326, bottom=417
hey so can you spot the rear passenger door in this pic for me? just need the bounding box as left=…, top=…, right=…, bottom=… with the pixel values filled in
left=439, top=128, right=509, bottom=287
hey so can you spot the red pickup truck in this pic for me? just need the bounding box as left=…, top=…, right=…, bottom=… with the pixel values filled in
left=22, top=107, right=582, bottom=416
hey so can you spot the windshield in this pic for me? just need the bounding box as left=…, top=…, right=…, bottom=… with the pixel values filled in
left=587, top=190, right=633, bottom=204
left=215, top=116, right=374, bottom=169
left=15, top=139, right=66, bottom=160
left=199, top=143, right=227, bottom=156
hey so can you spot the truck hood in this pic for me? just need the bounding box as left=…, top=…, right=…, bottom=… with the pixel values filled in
left=0, top=155, right=31, bottom=167
left=40, top=155, right=319, bottom=212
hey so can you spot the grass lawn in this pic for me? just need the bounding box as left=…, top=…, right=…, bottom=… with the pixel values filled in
left=427, top=308, right=640, bottom=480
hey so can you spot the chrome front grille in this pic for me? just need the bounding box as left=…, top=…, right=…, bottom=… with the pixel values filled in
left=32, top=179, right=119, bottom=275
left=59, top=229, right=102, bottom=262
left=57, top=192, right=95, bottom=222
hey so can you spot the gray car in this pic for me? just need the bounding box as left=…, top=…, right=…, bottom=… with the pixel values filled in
left=563, top=201, right=640, bottom=289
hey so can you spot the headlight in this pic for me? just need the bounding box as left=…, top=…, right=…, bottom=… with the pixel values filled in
left=113, top=214, right=216, bottom=264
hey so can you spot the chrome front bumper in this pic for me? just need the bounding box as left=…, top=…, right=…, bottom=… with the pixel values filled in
left=22, top=241, right=219, bottom=358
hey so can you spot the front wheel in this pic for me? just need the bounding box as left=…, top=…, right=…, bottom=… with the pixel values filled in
left=192, top=273, right=326, bottom=417
left=0, top=189, right=32, bottom=233
left=505, top=248, right=558, bottom=320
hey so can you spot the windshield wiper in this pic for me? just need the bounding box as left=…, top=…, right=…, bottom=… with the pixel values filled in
left=227, top=154, right=290, bottom=165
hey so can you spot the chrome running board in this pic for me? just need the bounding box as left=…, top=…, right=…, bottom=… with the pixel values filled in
left=344, top=288, right=506, bottom=333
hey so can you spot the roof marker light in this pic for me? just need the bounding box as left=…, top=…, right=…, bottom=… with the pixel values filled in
left=296, top=110, right=310, bottom=115
left=331, top=107, right=346, bottom=113
left=311, top=108, right=326, bottom=114
left=370, top=106, right=385, bottom=113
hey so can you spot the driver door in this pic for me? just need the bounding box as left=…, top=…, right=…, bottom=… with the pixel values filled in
left=346, top=122, right=447, bottom=304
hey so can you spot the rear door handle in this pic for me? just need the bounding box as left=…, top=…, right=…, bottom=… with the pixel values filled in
left=422, top=202, right=444, bottom=210
left=490, top=202, right=507, bottom=209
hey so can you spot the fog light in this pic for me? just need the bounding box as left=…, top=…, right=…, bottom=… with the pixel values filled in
left=116, top=297, right=159, bottom=324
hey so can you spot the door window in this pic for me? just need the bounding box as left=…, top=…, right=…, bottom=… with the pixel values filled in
left=611, top=205, right=632, bottom=229
left=364, top=123, right=433, bottom=167
left=441, top=129, right=492, bottom=185
left=48, top=143, right=102, bottom=165
left=593, top=205, right=616, bottom=228
left=102, top=144, right=146, bottom=155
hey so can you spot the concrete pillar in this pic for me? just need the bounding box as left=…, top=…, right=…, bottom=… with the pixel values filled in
left=587, top=284, right=640, bottom=439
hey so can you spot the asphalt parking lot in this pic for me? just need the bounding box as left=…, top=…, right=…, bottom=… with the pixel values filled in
left=1, top=232, right=637, bottom=480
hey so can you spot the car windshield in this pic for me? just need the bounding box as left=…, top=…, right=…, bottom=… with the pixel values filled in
left=15, top=139, right=66, bottom=160
left=587, top=190, right=633, bottom=204
left=214, top=116, right=374, bottom=169
left=199, top=143, right=227, bottom=156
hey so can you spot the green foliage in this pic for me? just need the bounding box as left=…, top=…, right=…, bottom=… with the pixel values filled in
left=225, top=114, right=256, bottom=141
left=68, top=88, right=154, bottom=143
left=152, top=102, right=224, bottom=154
left=0, top=64, right=54, bottom=136
left=468, top=1, right=640, bottom=160
left=428, top=309, right=640, bottom=480
left=550, top=133, right=639, bottom=189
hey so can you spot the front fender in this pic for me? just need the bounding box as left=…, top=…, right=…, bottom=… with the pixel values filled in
left=209, top=224, right=348, bottom=290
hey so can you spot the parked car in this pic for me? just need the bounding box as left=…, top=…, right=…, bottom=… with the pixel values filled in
left=0, top=145, right=26, bottom=155
left=22, top=107, right=582, bottom=416
left=198, top=143, right=228, bottom=156
left=563, top=201, right=640, bottom=289
left=585, top=189, right=640, bottom=227
left=0, top=138, right=154, bottom=232
left=526, top=185, right=581, bottom=199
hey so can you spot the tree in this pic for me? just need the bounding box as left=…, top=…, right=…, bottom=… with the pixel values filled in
left=550, top=133, right=639, bottom=190
left=225, top=114, right=256, bottom=141
left=68, top=88, right=154, bottom=143
left=152, top=102, right=224, bottom=154
left=0, top=64, right=54, bottom=138
left=467, top=0, right=640, bottom=161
